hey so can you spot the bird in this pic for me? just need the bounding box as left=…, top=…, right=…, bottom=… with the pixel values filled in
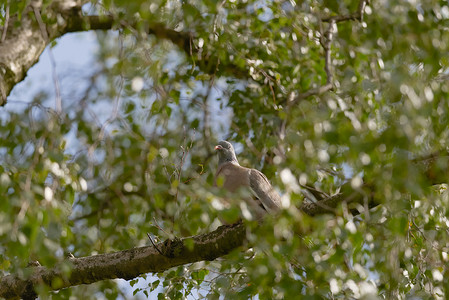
left=214, top=140, right=281, bottom=220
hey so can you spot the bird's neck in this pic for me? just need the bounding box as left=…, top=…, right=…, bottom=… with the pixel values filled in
left=218, top=156, right=239, bottom=166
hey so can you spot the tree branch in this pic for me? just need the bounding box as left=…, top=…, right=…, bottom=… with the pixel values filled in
left=1, top=1, right=10, bottom=43
left=0, top=222, right=246, bottom=299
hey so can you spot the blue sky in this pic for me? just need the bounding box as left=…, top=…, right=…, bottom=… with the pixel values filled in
left=6, top=32, right=98, bottom=111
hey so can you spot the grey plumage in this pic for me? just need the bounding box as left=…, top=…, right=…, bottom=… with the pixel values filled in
left=214, top=141, right=281, bottom=218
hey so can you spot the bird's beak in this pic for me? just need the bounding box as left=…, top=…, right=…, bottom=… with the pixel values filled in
left=214, top=145, right=222, bottom=151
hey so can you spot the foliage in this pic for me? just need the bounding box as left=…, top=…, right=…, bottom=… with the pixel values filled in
left=1, top=0, right=449, bottom=298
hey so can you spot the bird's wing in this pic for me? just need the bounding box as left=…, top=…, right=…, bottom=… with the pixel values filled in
left=248, top=169, right=281, bottom=213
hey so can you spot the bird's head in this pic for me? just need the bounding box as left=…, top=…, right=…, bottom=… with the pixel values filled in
left=215, top=141, right=239, bottom=165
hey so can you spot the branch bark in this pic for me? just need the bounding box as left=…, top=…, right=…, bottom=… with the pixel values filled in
left=0, top=222, right=246, bottom=299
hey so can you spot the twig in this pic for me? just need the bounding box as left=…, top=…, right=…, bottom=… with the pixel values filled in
left=202, top=59, right=220, bottom=146
left=1, top=1, right=9, bottom=42
left=71, top=209, right=100, bottom=222
left=292, top=19, right=335, bottom=102
left=173, top=138, right=189, bottom=228
left=48, top=49, right=62, bottom=113
left=184, top=164, right=204, bottom=184
left=153, top=217, right=170, bottom=236
left=87, top=66, right=124, bottom=169
left=32, top=6, right=49, bottom=41
left=147, top=233, right=165, bottom=256
left=174, top=144, right=187, bottom=202
left=301, top=197, right=337, bottom=215
left=97, top=35, right=125, bottom=141
left=33, top=5, right=63, bottom=113
left=322, top=0, right=369, bottom=23
left=268, top=82, right=276, bottom=103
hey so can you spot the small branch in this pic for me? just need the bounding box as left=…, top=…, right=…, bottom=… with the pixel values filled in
left=202, top=76, right=214, bottom=146
left=32, top=6, right=49, bottom=42
left=300, top=149, right=449, bottom=216
left=152, top=217, right=170, bottom=236
left=286, top=0, right=369, bottom=104
left=292, top=19, right=335, bottom=103
left=320, top=20, right=334, bottom=86
left=300, top=187, right=370, bottom=216
left=293, top=82, right=334, bottom=102
left=34, top=5, right=62, bottom=114
left=1, top=1, right=9, bottom=43
left=175, top=139, right=189, bottom=203
left=322, top=0, right=369, bottom=23
left=322, top=13, right=359, bottom=23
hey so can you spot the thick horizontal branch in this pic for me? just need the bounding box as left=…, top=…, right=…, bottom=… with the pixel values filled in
left=0, top=222, right=246, bottom=299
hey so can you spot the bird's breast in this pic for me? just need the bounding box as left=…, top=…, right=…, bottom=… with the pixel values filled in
left=216, top=163, right=250, bottom=192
